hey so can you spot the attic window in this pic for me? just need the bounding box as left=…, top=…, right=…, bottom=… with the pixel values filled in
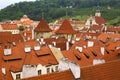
left=16, top=74, right=21, bottom=79
left=75, top=54, right=81, bottom=60
left=83, top=53, right=90, bottom=59
left=92, top=51, right=97, bottom=57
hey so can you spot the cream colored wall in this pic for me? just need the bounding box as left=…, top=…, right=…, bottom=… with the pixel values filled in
left=85, top=17, right=97, bottom=28
left=11, top=64, right=58, bottom=80
left=35, top=32, right=52, bottom=39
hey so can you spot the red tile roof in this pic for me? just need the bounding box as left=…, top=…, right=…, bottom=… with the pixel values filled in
left=95, top=16, right=107, bottom=25
left=21, top=70, right=75, bottom=80
left=1, top=23, right=18, bottom=30
left=89, top=25, right=103, bottom=31
left=34, top=19, right=52, bottom=32
left=81, top=59, right=120, bottom=80
left=0, top=32, right=24, bottom=44
left=56, top=19, right=76, bottom=34
left=0, top=40, right=58, bottom=79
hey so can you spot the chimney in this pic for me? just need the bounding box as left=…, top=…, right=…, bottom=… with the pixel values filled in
left=32, top=29, right=34, bottom=39
left=2, top=68, right=6, bottom=75
left=24, top=45, right=31, bottom=53
left=93, top=59, right=105, bottom=65
left=4, top=45, right=12, bottom=56
left=66, top=41, right=69, bottom=50
left=101, top=47, right=105, bottom=55
left=76, top=46, right=82, bottom=52
left=34, top=44, right=40, bottom=51
left=88, top=41, right=94, bottom=47
left=40, top=37, right=44, bottom=42
left=52, top=41, right=56, bottom=47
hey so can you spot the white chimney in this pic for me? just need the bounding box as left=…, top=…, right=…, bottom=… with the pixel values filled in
left=101, top=47, right=105, bottom=55
left=40, top=37, right=44, bottom=42
left=93, top=59, right=105, bottom=65
left=32, top=29, right=34, bottom=39
left=34, top=45, right=40, bottom=50
left=52, top=41, right=56, bottom=46
left=24, top=45, right=31, bottom=53
left=76, top=38, right=80, bottom=41
left=2, top=68, right=6, bottom=75
left=76, top=46, right=82, bottom=52
left=4, top=45, right=12, bottom=56
left=88, top=41, right=94, bottom=47
left=66, top=41, right=69, bottom=50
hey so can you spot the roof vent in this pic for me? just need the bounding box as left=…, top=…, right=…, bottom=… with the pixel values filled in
left=12, top=42, right=16, bottom=46
left=1, top=68, right=6, bottom=75
left=24, top=45, right=31, bottom=53
left=85, top=35, right=90, bottom=40
left=76, top=38, right=80, bottom=41
left=34, top=44, right=40, bottom=51
left=4, top=45, right=12, bottom=56
left=88, top=41, right=94, bottom=47
left=93, top=59, right=105, bottom=65
left=76, top=46, right=82, bottom=52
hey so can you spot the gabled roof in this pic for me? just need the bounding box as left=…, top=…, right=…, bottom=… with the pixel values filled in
left=1, top=23, right=18, bottom=30
left=0, top=32, right=24, bottom=44
left=81, top=59, right=120, bottom=80
left=34, top=19, right=52, bottom=32
left=56, top=19, right=76, bottom=34
left=21, top=70, right=75, bottom=80
left=95, top=16, right=107, bottom=25
left=89, top=25, right=103, bottom=31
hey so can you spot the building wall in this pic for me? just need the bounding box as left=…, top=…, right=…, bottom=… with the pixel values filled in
left=85, top=17, right=97, bottom=28
left=11, top=64, right=58, bottom=80
left=34, top=32, right=52, bottom=39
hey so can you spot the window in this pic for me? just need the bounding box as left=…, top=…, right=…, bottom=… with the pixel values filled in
left=16, top=74, right=20, bottom=79
left=55, top=66, right=58, bottom=71
left=47, top=68, right=50, bottom=73
left=38, top=70, right=41, bottom=75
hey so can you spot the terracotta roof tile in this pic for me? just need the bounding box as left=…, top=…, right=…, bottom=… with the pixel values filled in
left=89, top=25, right=103, bottom=31
left=95, top=16, right=107, bottom=25
left=56, top=19, right=76, bottom=34
left=81, top=59, right=120, bottom=80
left=34, top=19, right=52, bottom=32
left=1, top=23, right=18, bottom=30
left=0, top=32, right=24, bottom=44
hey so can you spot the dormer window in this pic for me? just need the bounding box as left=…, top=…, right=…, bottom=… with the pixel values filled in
left=16, top=74, right=20, bottom=79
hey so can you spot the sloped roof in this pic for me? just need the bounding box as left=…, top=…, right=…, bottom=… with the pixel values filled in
left=21, top=70, right=75, bottom=80
left=95, top=16, right=107, bottom=25
left=81, top=59, right=120, bottom=80
left=56, top=19, right=76, bottom=34
left=1, top=23, right=18, bottom=30
left=89, top=25, right=103, bottom=31
left=0, top=32, right=24, bottom=44
left=34, top=19, right=52, bottom=32
left=0, top=40, right=58, bottom=79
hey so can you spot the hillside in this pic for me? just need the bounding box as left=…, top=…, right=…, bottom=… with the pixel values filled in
left=0, top=0, right=120, bottom=25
